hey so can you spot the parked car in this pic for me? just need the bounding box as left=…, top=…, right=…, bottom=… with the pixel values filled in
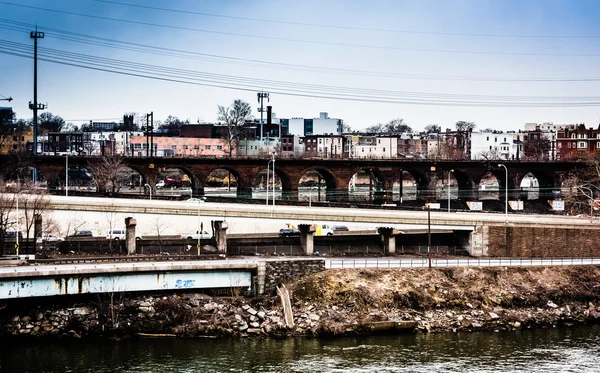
left=279, top=228, right=300, bottom=237
left=181, top=230, right=212, bottom=240
left=156, top=180, right=165, bottom=189
left=36, top=234, right=65, bottom=243
left=106, top=229, right=142, bottom=240
left=68, top=230, right=93, bottom=238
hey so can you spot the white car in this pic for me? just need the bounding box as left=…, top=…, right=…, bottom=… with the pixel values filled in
left=181, top=230, right=212, bottom=240
left=36, top=234, right=65, bottom=243
left=156, top=180, right=165, bottom=189
left=106, top=229, right=142, bottom=240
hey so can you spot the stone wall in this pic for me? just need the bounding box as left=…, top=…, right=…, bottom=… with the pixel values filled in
left=487, top=225, right=600, bottom=257
left=264, top=259, right=326, bottom=295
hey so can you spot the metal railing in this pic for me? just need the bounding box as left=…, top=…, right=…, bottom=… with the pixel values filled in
left=327, top=257, right=600, bottom=269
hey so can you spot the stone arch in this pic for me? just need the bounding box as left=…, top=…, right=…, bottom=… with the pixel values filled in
left=517, top=169, right=556, bottom=200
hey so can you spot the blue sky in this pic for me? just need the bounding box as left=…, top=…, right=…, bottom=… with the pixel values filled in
left=2, top=0, right=600, bottom=131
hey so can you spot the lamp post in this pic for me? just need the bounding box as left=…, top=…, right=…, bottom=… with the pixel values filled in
left=266, top=158, right=274, bottom=206
left=272, top=152, right=276, bottom=206
left=197, top=201, right=202, bottom=255
left=15, top=193, right=19, bottom=256
left=65, top=153, right=69, bottom=197
left=498, top=164, right=508, bottom=219
left=144, top=183, right=152, bottom=200
left=427, top=204, right=431, bottom=268
left=447, top=169, right=454, bottom=213
left=580, top=186, right=594, bottom=223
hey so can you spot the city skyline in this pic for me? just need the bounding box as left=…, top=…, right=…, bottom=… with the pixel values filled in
left=2, top=0, right=600, bottom=131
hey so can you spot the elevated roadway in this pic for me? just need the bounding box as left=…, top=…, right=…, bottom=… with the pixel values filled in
left=41, top=195, right=597, bottom=231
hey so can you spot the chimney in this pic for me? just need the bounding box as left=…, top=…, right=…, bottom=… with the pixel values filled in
left=267, top=106, right=272, bottom=126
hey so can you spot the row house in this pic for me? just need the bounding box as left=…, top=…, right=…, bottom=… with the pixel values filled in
left=302, top=135, right=345, bottom=158
left=0, top=127, right=33, bottom=154
left=470, top=131, right=523, bottom=161
left=556, top=124, right=600, bottom=159
left=129, top=136, right=229, bottom=157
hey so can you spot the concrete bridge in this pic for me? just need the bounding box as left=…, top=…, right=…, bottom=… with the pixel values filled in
left=0, top=154, right=583, bottom=209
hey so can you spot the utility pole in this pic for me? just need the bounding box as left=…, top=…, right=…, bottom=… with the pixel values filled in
left=145, top=112, right=153, bottom=157
left=257, top=92, right=269, bottom=150
left=29, top=27, right=45, bottom=183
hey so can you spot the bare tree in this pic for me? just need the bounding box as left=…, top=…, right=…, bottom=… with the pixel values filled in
left=88, top=155, right=132, bottom=194
left=19, top=188, right=50, bottom=251
left=455, top=121, right=476, bottom=158
left=217, top=99, right=253, bottom=157
left=0, top=185, right=16, bottom=255
left=424, top=124, right=441, bottom=133
left=152, top=217, right=170, bottom=254
left=366, top=118, right=412, bottom=135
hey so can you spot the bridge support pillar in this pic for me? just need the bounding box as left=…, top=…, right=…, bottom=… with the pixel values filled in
left=125, top=217, right=137, bottom=255
left=256, top=261, right=266, bottom=295
left=298, top=224, right=316, bottom=255
left=378, top=227, right=399, bottom=254
left=236, top=186, right=253, bottom=200
left=212, top=220, right=228, bottom=256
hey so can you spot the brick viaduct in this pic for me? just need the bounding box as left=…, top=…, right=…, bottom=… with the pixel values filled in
left=0, top=154, right=583, bottom=206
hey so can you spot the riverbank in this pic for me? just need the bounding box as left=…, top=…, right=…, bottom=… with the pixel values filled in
left=2, top=266, right=600, bottom=339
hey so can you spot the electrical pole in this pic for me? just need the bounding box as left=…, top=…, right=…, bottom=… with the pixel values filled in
left=257, top=92, right=269, bottom=150
left=29, top=27, right=45, bottom=183
left=146, top=112, right=154, bottom=157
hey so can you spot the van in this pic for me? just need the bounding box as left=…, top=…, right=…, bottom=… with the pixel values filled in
left=106, top=229, right=142, bottom=240
left=314, top=224, right=334, bottom=236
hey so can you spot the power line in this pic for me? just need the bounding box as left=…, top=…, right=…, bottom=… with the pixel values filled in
left=3, top=19, right=600, bottom=82
left=1, top=2, right=599, bottom=57
left=2, top=39, right=600, bottom=107
left=91, top=0, right=600, bottom=40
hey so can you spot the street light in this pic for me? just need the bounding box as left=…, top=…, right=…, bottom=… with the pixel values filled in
left=579, top=186, right=594, bottom=223
left=144, top=183, right=152, bottom=200
left=498, top=164, right=508, bottom=219
left=447, top=169, right=454, bottom=213
left=65, top=153, right=69, bottom=197
left=266, top=152, right=276, bottom=206
left=197, top=200, right=202, bottom=255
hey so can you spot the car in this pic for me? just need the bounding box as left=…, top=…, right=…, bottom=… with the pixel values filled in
left=36, top=234, right=64, bottom=243
left=181, top=230, right=212, bottom=240
left=68, top=230, right=93, bottom=238
left=156, top=180, right=165, bottom=189
left=186, top=197, right=207, bottom=203
left=331, top=225, right=349, bottom=233
left=106, top=229, right=142, bottom=240
left=279, top=228, right=300, bottom=237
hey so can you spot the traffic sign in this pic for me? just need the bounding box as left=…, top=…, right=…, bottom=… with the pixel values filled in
left=196, top=243, right=201, bottom=249
left=14, top=243, right=19, bottom=250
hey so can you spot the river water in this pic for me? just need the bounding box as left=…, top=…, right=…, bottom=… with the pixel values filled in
left=2, top=325, right=600, bottom=373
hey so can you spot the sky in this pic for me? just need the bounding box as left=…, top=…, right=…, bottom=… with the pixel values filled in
left=2, top=0, right=600, bottom=132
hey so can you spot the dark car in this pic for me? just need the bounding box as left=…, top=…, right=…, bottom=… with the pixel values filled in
left=331, top=225, right=349, bottom=233
left=279, top=228, right=300, bottom=237
left=68, top=230, right=93, bottom=238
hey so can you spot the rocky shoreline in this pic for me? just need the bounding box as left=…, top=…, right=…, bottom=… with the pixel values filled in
left=2, top=266, right=600, bottom=339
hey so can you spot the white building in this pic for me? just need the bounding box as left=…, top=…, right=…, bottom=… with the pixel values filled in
left=302, top=135, right=345, bottom=158
left=285, top=112, right=343, bottom=136
left=347, top=135, right=399, bottom=159
left=470, top=131, right=523, bottom=160
left=237, top=137, right=281, bottom=157
left=86, top=131, right=144, bottom=155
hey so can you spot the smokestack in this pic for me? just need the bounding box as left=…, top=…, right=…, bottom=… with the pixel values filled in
left=267, top=106, right=272, bottom=126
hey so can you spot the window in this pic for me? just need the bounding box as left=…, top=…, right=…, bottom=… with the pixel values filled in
left=578, top=142, right=587, bottom=148
left=194, top=145, right=199, bottom=150
left=216, top=145, right=223, bottom=150
left=205, top=145, right=211, bottom=150
left=378, top=139, right=381, bottom=144
left=558, top=143, right=561, bottom=148
left=486, top=136, right=489, bottom=141
left=495, top=137, right=497, bottom=142
left=489, top=146, right=492, bottom=150
left=134, top=144, right=141, bottom=149
left=568, top=142, right=571, bottom=148
left=183, top=145, right=188, bottom=149
left=571, top=134, right=576, bottom=138
left=596, top=142, right=600, bottom=148
left=504, top=138, right=506, bottom=142
left=319, top=138, right=322, bottom=144
left=383, top=148, right=386, bottom=152
left=573, top=142, right=577, bottom=148
left=578, top=134, right=586, bottom=139
left=171, top=145, right=177, bottom=150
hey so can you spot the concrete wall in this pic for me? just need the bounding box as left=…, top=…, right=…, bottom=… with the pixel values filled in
left=263, top=259, right=325, bottom=295
left=487, top=225, right=600, bottom=257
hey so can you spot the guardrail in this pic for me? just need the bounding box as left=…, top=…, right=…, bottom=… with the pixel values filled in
left=31, top=254, right=222, bottom=265
left=327, top=257, right=600, bottom=269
